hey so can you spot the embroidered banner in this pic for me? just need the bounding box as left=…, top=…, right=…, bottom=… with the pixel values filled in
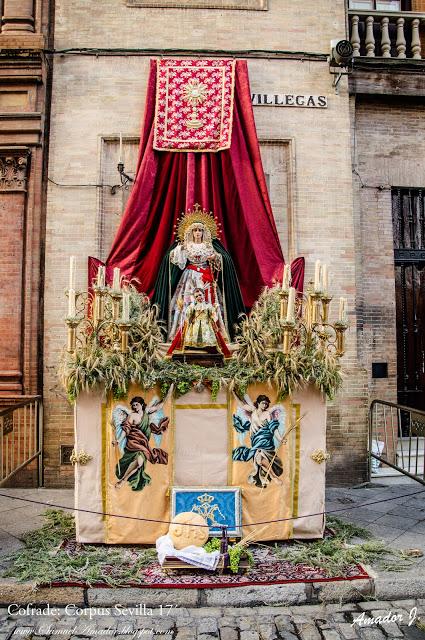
left=154, top=58, right=235, bottom=152
left=106, top=384, right=174, bottom=544
left=230, top=384, right=296, bottom=541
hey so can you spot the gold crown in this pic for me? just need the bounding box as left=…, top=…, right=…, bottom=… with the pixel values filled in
left=196, top=492, right=215, bottom=504
left=175, top=203, right=221, bottom=243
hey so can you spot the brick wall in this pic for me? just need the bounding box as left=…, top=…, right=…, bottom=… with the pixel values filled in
left=53, top=0, right=345, bottom=53
left=352, top=96, right=425, bottom=413
left=0, top=191, right=24, bottom=392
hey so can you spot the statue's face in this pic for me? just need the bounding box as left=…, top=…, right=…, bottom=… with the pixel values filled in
left=131, top=401, right=143, bottom=413
left=192, top=226, right=204, bottom=242
left=194, top=290, right=204, bottom=303
left=258, top=400, right=269, bottom=411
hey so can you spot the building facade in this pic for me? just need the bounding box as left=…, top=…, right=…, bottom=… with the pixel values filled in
left=0, top=1, right=52, bottom=486
left=0, top=0, right=52, bottom=400
left=40, top=0, right=425, bottom=487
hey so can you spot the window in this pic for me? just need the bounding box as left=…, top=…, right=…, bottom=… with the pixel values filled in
left=259, top=140, right=295, bottom=260
left=126, top=0, right=267, bottom=9
left=349, top=1, right=402, bottom=9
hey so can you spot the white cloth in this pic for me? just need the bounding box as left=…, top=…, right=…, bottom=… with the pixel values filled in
left=156, top=534, right=220, bottom=570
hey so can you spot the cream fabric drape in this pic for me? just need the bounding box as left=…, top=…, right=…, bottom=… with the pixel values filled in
left=174, top=388, right=228, bottom=486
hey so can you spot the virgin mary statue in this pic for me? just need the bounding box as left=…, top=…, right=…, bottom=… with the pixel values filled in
left=152, top=204, right=245, bottom=342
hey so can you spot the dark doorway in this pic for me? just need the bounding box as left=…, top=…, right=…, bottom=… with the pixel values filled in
left=392, top=188, right=425, bottom=410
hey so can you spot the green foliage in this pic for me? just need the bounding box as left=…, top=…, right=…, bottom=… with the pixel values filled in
left=272, top=516, right=413, bottom=577
left=234, top=286, right=343, bottom=400
left=60, top=286, right=343, bottom=402
left=4, top=510, right=157, bottom=587
left=204, top=537, right=254, bottom=574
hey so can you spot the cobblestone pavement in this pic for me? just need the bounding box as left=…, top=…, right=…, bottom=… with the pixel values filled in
left=1, top=600, right=425, bottom=640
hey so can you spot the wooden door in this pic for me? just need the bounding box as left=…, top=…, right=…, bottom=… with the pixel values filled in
left=393, top=188, right=425, bottom=410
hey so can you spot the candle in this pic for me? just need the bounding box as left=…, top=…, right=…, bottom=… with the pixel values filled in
left=314, top=260, right=321, bottom=292
left=112, top=267, right=121, bottom=291
left=286, top=287, right=295, bottom=322
left=69, top=256, right=76, bottom=291
left=282, top=264, right=291, bottom=290
left=322, top=264, right=329, bottom=294
left=122, top=292, right=130, bottom=322
left=118, top=132, right=123, bottom=164
left=97, top=265, right=105, bottom=288
left=339, top=297, right=347, bottom=323
left=68, top=289, right=76, bottom=317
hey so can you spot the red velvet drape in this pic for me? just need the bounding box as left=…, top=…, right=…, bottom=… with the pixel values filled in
left=91, top=60, right=304, bottom=307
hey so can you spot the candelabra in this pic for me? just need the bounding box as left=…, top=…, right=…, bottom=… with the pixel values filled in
left=65, top=279, right=135, bottom=355
left=277, top=282, right=348, bottom=357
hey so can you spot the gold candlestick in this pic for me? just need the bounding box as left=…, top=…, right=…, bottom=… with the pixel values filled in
left=279, top=290, right=289, bottom=322
left=281, top=320, right=295, bottom=354
left=93, top=286, right=107, bottom=325
left=111, top=291, right=123, bottom=321
left=66, top=318, right=79, bottom=353
left=119, top=322, right=132, bottom=353
left=309, top=292, right=321, bottom=325
left=321, top=294, right=332, bottom=324
left=335, top=322, right=347, bottom=356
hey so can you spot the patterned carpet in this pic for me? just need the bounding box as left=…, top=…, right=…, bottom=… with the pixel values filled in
left=52, top=543, right=369, bottom=589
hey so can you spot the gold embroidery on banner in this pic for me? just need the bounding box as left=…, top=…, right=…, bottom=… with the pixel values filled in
left=163, top=66, right=229, bottom=144
left=164, top=62, right=229, bottom=141
left=171, top=393, right=176, bottom=488
left=183, top=78, right=208, bottom=130
left=154, top=60, right=235, bottom=152
left=292, top=403, right=301, bottom=521
left=191, top=492, right=225, bottom=527
left=227, top=389, right=233, bottom=485
left=101, top=400, right=108, bottom=530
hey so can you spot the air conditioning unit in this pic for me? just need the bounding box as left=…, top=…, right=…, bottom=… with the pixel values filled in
left=329, top=39, right=354, bottom=68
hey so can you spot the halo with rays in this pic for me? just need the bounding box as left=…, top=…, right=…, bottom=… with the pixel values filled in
left=175, top=203, right=221, bottom=243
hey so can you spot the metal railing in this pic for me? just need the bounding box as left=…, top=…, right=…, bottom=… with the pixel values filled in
left=0, top=396, right=43, bottom=487
left=348, top=9, right=425, bottom=59
left=369, top=399, right=425, bottom=485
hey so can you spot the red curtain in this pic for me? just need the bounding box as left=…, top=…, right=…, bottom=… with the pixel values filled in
left=90, top=60, right=304, bottom=308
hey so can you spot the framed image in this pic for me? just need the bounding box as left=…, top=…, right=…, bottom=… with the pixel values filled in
left=171, top=486, right=242, bottom=537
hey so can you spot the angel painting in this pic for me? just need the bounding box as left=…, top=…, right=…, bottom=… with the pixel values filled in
left=232, top=393, right=286, bottom=488
left=112, top=392, right=171, bottom=492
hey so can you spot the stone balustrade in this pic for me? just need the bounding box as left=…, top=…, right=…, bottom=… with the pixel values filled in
left=349, top=9, right=425, bottom=59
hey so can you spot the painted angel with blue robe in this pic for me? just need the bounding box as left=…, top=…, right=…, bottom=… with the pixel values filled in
left=112, top=391, right=171, bottom=492
left=232, top=393, right=286, bottom=488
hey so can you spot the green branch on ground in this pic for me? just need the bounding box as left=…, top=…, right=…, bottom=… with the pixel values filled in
left=3, top=511, right=415, bottom=587
left=272, top=516, right=414, bottom=577
left=3, top=510, right=156, bottom=587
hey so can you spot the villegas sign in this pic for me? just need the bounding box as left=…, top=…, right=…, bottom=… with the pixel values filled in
left=251, top=94, right=328, bottom=108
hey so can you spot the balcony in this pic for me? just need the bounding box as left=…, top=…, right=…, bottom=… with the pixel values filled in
left=348, top=9, right=425, bottom=59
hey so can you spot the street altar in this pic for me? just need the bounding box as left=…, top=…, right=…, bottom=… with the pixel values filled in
left=62, top=250, right=347, bottom=545
left=61, top=59, right=347, bottom=547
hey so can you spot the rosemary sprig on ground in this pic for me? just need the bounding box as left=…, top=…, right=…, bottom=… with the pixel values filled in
left=3, top=510, right=156, bottom=587
left=272, top=516, right=414, bottom=577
